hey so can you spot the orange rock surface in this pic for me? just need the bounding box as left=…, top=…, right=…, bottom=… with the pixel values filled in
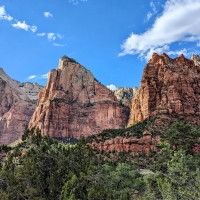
left=29, top=56, right=130, bottom=138
left=0, top=68, right=37, bottom=145
left=128, top=53, right=200, bottom=126
left=91, top=131, right=160, bottom=155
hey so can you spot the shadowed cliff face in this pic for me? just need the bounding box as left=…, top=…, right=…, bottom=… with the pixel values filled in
left=128, top=53, right=200, bottom=126
left=29, top=56, right=130, bottom=138
left=0, top=68, right=39, bottom=145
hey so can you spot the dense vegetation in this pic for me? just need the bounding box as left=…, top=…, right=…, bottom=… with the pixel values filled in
left=1, top=121, right=200, bottom=199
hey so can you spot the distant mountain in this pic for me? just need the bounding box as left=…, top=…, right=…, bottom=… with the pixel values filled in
left=0, top=68, right=43, bottom=145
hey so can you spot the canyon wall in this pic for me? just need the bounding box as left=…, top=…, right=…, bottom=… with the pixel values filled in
left=0, top=68, right=42, bottom=145
left=128, top=53, right=200, bottom=126
left=29, top=56, right=130, bottom=138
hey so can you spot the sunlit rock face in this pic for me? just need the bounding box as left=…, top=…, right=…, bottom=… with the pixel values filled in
left=0, top=68, right=38, bottom=145
left=29, top=56, right=130, bottom=138
left=114, top=87, right=138, bottom=106
left=128, top=53, right=200, bottom=126
left=191, top=54, right=200, bottom=67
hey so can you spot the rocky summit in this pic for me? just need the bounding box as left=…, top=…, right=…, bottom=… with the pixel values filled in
left=0, top=68, right=42, bottom=145
left=28, top=56, right=130, bottom=139
left=128, top=53, right=200, bottom=126
left=114, top=87, right=138, bottom=106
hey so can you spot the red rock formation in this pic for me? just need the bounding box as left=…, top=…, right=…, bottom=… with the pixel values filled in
left=0, top=68, right=37, bottom=145
left=128, top=53, right=200, bottom=126
left=29, top=56, right=129, bottom=138
left=91, top=131, right=160, bottom=155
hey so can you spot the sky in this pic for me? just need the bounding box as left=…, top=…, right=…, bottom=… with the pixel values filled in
left=0, top=0, right=200, bottom=90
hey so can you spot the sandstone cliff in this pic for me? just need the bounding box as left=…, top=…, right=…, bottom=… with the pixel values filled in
left=128, top=53, right=200, bottom=126
left=114, top=87, right=138, bottom=106
left=91, top=131, right=159, bottom=155
left=29, top=56, right=130, bottom=138
left=0, top=68, right=38, bottom=145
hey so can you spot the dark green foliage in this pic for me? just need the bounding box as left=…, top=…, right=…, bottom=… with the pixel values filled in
left=0, top=129, right=145, bottom=200
left=87, top=119, right=152, bottom=143
left=161, top=121, right=200, bottom=153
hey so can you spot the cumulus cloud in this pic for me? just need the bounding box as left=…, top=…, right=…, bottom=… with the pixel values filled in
left=12, top=20, right=37, bottom=32
left=107, top=84, right=117, bottom=91
left=44, top=12, right=53, bottom=18
left=120, top=0, right=200, bottom=60
left=0, top=6, right=13, bottom=21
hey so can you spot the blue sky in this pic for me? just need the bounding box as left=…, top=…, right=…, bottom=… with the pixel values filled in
left=0, top=0, right=200, bottom=90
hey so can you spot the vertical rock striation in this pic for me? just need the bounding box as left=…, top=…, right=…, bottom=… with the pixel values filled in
left=0, top=68, right=39, bottom=145
left=128, top=53, right=200, bottom=126
left=29, top=56, right=130, bottom=138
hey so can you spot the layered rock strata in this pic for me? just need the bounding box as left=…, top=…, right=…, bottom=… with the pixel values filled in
left=29, top=56, right=130, bottom=138
left=128, top=53, right=200, bottom=126
left=114, top=87, right=138, bottom=106
left=0, top=68, right=37, bottom=145
left=91, top=131, right=159, bottom=155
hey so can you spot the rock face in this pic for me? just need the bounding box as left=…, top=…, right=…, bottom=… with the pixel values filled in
left=17, top=82, right=43, bottom=101
left=29, top=56, right=130, bottom=138
left=0, top=68, right=37, bottom=145
left=114, top=87, right=138, bottom=106
left=91, top=131, right=159, bottom=155
left=128, top=53, right=200, bottom=126
left=191, top=54, right=200, bottom=66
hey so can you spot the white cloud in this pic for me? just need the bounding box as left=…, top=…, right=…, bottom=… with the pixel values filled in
left=27, top=73, right=48, bottom=80
left=47, top=33, right=56, bottom=41
left=197, top=42, right=200, bottom=47
left=146, top=2, right=157, bottom=21
left=44, top=12, right=53, bottom=18
left=12, top=20, right=30, bottom=31
left=37, top=32, right=63, bottom=41
left=53, top=43, right=66, bottom=47
left=150, top=2, right=157, bottom=14
left=31, top=25, right=37, bottom=32
left=37, top=33, right=45, bottom=36
left=120, top=0, right=200, bottom=60
left=0, top=6, right=13, bottom=21
left=27, top=75, right=37, bottom=80
left=57, top=33, right=63, bottom=39
left=12, top=20, right=37, bottom=32
left=41, top=73, right=48, bottom=79
left=147, top=12, right=153, bottom=21
left=69, top=0, right=88, bottom=5
left=107, top=84, right=117, bottom=91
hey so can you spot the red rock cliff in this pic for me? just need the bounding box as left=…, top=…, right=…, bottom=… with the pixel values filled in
left=29, top=56, right=129, bottom=138
left=0, top=68, right=37, bottom=145
left=128, top=53, right=200, bottom=126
